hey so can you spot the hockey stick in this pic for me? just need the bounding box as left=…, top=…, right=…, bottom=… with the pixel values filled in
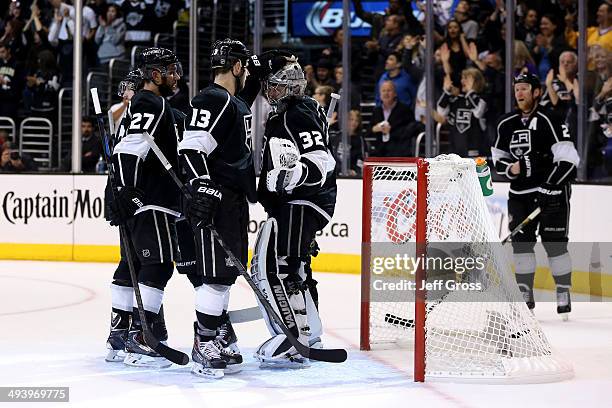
left=142, top=132, right=348, bottom=363
left=228, top=306, right=262, bottom=323
left=501, top=207, right=541, bottom=244
left=90, top=89, right=189, bottom=366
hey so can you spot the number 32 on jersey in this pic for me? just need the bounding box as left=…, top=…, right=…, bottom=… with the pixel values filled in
left=299, top=130, right=325, bottom=149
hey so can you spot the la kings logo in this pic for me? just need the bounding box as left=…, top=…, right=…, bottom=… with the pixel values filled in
left=510, top=129, right=532, bottom=158
left=243, top=114, right=253, bottom=150
left=455, top=109, right=472, bottom=133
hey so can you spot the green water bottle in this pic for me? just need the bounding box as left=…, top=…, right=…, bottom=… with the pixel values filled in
left=475, top=157, right=493, bottom=196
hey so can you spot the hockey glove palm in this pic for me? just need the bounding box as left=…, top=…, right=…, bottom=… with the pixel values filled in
left=537, top=184, right=564, bottom=213
left=248, top=50, right=296, bottom=81
left=184, top=178, right=222, bottom=228
left=109, top=186, right=145, bottom=226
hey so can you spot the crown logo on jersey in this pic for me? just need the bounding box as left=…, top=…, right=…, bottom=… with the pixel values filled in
left=142, top=249, right=150, bottom=258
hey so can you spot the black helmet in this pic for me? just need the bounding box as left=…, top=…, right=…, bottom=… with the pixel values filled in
left=514, top=73, right=541, bottom=91
left=210, top=39, right=250, bottom=70
left=117, top=69, right=143, bottom=96
left=137, top=47, right=182, bottom=80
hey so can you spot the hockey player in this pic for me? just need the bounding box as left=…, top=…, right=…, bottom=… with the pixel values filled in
left=176, top=39, right=266, bottom=378
left=104, top=69, right=143, bottom=363
left=251, top=53, right=337, bottom=367
left=492, top=73, right=580, bottom=317
left=108, top=47, right=183, bottom=367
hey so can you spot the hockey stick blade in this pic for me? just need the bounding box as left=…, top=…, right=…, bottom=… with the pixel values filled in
left=141, top=132, right=347, bottom=363
left=89, top=89, right=189, bottom=366
left=385, top=313, right=415, bottom=329
left=228, top=306, right=262, bottom=323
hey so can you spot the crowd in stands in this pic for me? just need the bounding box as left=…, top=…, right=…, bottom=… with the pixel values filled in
left=0, top=0, right=185, bottom=172
left=1, top=0, right=612, bottom=180
left=300, top=0, right=612, bottom=180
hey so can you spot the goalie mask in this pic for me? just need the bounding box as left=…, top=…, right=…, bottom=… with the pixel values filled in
left=263, top=58, right=307, bottom=108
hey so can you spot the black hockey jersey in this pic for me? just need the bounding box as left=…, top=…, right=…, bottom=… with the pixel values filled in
left=541, top=77, right=577, bottom=136
left=437, top=90, right=487, bottom=157
left=492, top=105, right=580, bottom=194
left=121, top=0, right=154, bottom=43
left=112, top=89, right=181, bottom=214
left=178, top=83, right=256, bottom=202
left=258, top=97, right=337, bottom=219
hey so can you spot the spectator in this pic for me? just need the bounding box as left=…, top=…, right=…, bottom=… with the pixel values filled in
left=313, top=85, right=335, bottom=110
left=369, top=80, right=417, bottom=157
left=352, top=0, right=406, bottom=42
left=22, top=3, right=53, bottom=77
left=0, top=129, right=9, bottom=146
left=454, top=1, right=479, bottom=40
left=95, top=4, right=127, bottom=64
left=0, top=142, right=38, bottom=172
left=437, top=68, right=488, bottom=158
left=121, top=0, right=155, bottom=50
left=62, top=117, right=101, bottom=173
left=0, top=43, right=23, bottom=119
left=438, top=19, right=471, bottom=88
left=566, top=1, right=612, bottom=51
left=305, top=58, right=336, bottom=95
left=589, top=53, right=612, bottom=178
left=26, top=49, right=61, bottom=121
left=413, top=47, right=446, bottom=124
left=152, top=0, right=181, bottom=35
left=333, top=64, right=361, bottom=108
left=48, top=0, right=98, bottom=84
left=0, top=17, right=26, bottom=62
left=533, top=14, right=569, bottom=81
left=481, top=51, right=506, bottom=148
left=366, top=13, right=404, bottom=80
left=516, top=8, right=540, bottom=51
left=334, top=109, right=365, bottom=176
left=80, top=116, right=102, bottom=173
left=514, top=40, right=538, bottom=76
left=543, top=50, right=579, bottom=135
left=375, top=52, right=417, bottom=108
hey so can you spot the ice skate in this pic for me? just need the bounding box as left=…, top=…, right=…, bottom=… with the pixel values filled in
left=105, top=311, right=129, bottom=362
left=192, top=322, right=226, bottom=379
left=216, top=321, right=243, bottom=373
left=557, top=289, right=571, bottom=321
left=123, top=328, right=172, bottom=368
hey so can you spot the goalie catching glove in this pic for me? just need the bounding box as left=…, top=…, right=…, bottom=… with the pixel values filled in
left=265, top=137, right=305, bottom=194
left=184, top=178, right=223, bottom=228
left=109, top=186, right=145, bottom=226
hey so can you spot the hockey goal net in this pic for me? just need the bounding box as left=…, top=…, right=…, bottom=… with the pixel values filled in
left=361, top=155, right=573, bottom=383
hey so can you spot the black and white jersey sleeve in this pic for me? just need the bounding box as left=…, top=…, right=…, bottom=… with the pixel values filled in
left=538, top=110, right=580, bottom=185
left=178, top=89, right=234, bottom=182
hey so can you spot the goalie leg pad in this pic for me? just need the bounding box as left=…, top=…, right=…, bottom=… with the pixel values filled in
left=251, top=218, right=321, bottom=343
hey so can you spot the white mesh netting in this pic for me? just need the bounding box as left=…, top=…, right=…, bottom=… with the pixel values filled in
left=365, top=155, right=573, bottom=383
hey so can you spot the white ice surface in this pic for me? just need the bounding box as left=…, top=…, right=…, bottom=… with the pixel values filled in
left=0, top=260, right=611, bottom=408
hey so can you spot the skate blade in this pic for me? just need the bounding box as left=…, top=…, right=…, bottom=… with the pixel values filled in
left=223, top=364, right=242, bottom=375
left=123, top=353, right=172, bottom=368
left=561, top=313, right=570, bottom=321
left=105, top=349, right=126, bottom=362
left=191, top=363, right=225, bottom=379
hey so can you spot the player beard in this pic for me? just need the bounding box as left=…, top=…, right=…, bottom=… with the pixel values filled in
left=158, top=78, right=175, bottom=97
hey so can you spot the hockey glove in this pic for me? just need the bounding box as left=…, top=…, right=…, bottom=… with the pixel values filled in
left=266, top=164, right=303, bottom=194
left=248, top=50, right=296, bottom=81
left=109, top=186, right=145, bottom=226
left=537, top=184, right=564, bottom=213
left=184, top=178, right=223, bottom=228
left=518, top=155, right=535, bottom=178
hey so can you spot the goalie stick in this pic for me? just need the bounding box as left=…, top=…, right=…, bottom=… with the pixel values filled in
left=89, top=88, right=189, bottom=366
left=142, top=131, right=347, bottom=364
left=501, top=207, right=541, bottom=244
